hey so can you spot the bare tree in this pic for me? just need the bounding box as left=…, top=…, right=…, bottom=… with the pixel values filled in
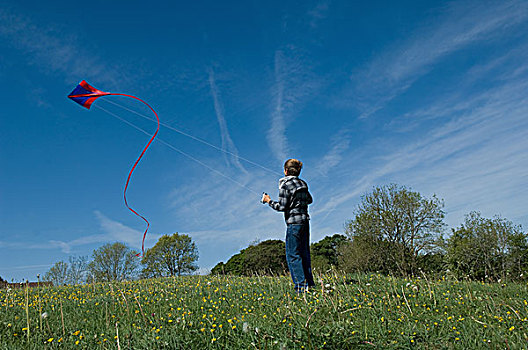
left=45, top=261, right=69, bottom=286
left=67, top=256, right=89, bottom=285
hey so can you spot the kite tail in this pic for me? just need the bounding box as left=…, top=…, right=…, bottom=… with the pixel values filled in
left=110, top=93, right=160, bottom=258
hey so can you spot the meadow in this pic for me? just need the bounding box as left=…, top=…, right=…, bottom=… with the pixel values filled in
left=1, top=273, right=527, bottom=349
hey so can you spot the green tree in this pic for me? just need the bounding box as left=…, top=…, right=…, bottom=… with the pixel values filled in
left=311, top=234, right=348, bottom=271
left=446, top=212, right=527, bottom=281
left=212, top=251, right=246, bottom=275
left=142, top=233, right=199, bottom=277
left=210, top=262, right=226, bottom=275
left=211, top=240, right=287, bottom=276
left=45, top=261, right=69, bottom=286
left=343, top=184, right=445, bottom=276
left=89, top=242, right=139, bottom=282
left=243, top=240, right=287, bottom=275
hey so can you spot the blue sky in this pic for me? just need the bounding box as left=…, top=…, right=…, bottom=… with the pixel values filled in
left=1, top=0, right=527, bottom=281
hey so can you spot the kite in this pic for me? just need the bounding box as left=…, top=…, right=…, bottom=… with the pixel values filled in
left=68, top=80, right=160, bottom=257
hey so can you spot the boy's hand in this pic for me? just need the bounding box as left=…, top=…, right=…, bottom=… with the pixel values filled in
left=262, top=193, right=271, bottom=203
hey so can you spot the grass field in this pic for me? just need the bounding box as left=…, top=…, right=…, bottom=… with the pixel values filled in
left=1, top=273, right=527, bottom=349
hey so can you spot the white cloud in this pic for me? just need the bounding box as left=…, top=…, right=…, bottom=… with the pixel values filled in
left=165, top=160, right=290, bottom=266
left=315, top=71, right=528, bottom=231
left=308, top=0, right=528, bottom=234
left=345, top=0, right=528, bottom=117
left=208, top=68, right=247, bottom=173
left=267, top=48, right=320, bottom=161
left=307, top=1, right=330, bottom=29
left=268, top=50, right=290, bottom=162
left=43, top=211, right=162, bottom=254
left=314, top=129, right=350, bottom=177
left=9, top=264, right=54, bottom=271
left=0, top=7, right=121, bottom=86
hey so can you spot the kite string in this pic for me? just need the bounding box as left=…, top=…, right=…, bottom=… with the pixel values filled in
left=93, top=105, right=261, bottom=197
left=100, top=98, right=281, bottom=176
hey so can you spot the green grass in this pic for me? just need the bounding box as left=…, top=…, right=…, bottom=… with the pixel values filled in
left=1, top=273, right=527, bottom=349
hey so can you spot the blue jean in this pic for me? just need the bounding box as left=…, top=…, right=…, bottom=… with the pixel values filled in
left=285, top=222, right=315, bottom=292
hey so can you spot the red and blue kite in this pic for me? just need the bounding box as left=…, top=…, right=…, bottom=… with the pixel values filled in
left=68, top=80, right=160, bottom=257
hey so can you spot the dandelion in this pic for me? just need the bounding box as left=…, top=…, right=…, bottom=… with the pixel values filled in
left=242, top=322, right=249, bottom=333
left=41, top=312, right=48, bottom=319
left=47, top=338, right=54, bottom=342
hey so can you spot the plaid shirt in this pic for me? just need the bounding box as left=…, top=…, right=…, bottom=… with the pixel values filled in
left=269, top=176, right=313, bottom=224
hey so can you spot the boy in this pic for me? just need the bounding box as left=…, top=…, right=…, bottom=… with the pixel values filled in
left=262, top=159, right=315, bottom=292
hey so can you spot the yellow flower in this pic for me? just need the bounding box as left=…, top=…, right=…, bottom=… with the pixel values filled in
left=47, top=338, right=54, bottom=342
left=509, top=326, right=515, bottom=331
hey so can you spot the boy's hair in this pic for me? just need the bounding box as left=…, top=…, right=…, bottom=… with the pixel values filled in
left=284, top=159, right=303, bottom=176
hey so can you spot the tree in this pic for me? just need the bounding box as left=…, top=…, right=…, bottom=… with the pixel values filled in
left=212, top=250, right=246, bottom=276
left=89, top=242, right=139, bottom=282
left=45, top=261, right=69, bottom=286
left=446, top=212, right=527, bottom=281
left=243, top=240, right=287, bottom=275
left=343, top=184, right=445, bottom=276
left=211, top=240, right=287, bottom=276
left=67, top=256, right=89, bottom=285
left=310, top=234, right=348, bottom=271
left=142, top=233, right=199, bottom=277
